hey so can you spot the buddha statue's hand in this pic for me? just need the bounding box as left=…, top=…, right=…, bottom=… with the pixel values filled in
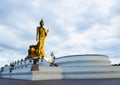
left=47, top=29, right=49, bottom=33
left=45, top=29, right=49, bottom=36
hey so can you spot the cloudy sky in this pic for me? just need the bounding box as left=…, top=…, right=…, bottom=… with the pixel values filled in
left=0, top=0, right=120, bottom=66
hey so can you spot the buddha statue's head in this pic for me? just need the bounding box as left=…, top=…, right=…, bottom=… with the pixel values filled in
left=40, top=19, right=44, bottom=27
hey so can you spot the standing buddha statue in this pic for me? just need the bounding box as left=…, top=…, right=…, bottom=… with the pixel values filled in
left=36, top=19, right=49, bottom=59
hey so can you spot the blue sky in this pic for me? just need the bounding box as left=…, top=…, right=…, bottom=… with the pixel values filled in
left=0, top=0, right=120, bottom=66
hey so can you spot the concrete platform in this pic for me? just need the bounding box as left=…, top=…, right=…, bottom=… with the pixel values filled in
left=0, top=54, right=120, bottom=85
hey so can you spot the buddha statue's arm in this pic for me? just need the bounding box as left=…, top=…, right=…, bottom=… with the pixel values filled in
left=36, top=27, right=39, bottom=42
left=45, top=29, right=49, bottom=37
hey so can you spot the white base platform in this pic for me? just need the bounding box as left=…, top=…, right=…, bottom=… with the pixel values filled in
left=0, top=54, right=120, bottom=81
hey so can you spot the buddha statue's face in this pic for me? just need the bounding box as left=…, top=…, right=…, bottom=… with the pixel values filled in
left=40, top=20, right=44, bottom=27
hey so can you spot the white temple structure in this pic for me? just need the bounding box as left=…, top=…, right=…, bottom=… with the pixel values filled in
left=0, top=54, right=120, bottom=85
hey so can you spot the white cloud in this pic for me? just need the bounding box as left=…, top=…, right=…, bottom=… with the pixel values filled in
left=0, top=48, right=26, bottom=67
left=0, top=25, right=19, bottom=45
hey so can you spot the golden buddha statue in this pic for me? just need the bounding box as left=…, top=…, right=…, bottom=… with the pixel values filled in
left=28, top=19, right=49, bottom=60
left=36, top=19, right=49, bottom=59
